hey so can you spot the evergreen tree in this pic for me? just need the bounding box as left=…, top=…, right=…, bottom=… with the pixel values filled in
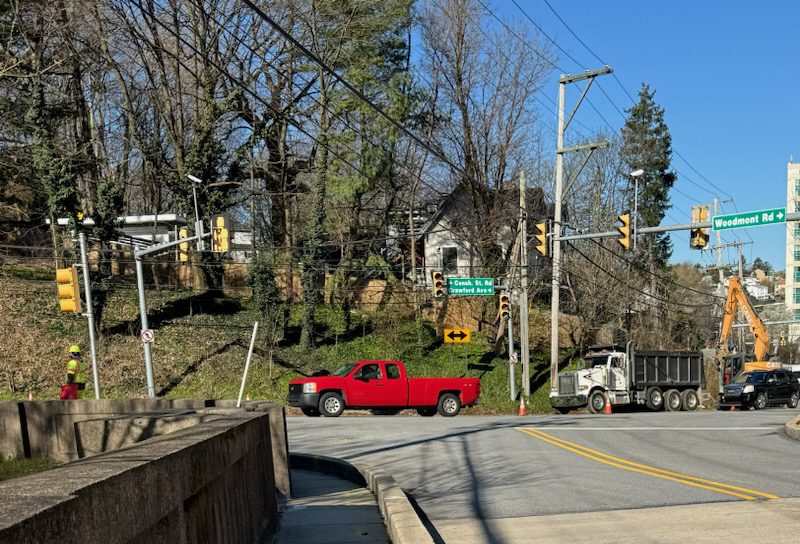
left=620, top=84, right=676, bottom=269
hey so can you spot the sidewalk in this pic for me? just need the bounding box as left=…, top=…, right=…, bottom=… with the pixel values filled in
left=275, top=469, right=389, bottom=544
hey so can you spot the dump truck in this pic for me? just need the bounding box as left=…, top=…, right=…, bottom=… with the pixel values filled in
left=550, top=343, right=704, bottom=413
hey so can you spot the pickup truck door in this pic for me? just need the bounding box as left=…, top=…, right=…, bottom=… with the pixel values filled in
left=347, top=363, right=383, bottom=406
left=380, top=363, right=408, bottom=406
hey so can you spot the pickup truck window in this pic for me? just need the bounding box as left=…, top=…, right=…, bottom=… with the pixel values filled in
left=386, top=364, right=400, bottom=379
left=355, top=364, right=382, bottom=380
left=332, top=363, right=358, bottom=377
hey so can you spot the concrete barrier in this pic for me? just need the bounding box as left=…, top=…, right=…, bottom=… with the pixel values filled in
left=0, top=413, right=277, bottom=544
left=291, top=453, right=433, bottom=544
left=0, top=399, right=290, bottom=498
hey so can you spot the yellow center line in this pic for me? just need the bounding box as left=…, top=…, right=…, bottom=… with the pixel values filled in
left=517, top=428, right=779, bottom=501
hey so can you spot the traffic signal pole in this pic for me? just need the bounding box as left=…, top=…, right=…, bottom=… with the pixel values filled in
left=135, top=231, right=210, bottom=398
left=78, top=232, right=100, bottom=399
left=519, top=170, right=530, bottom=397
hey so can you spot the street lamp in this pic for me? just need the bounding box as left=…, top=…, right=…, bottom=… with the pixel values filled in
left=629, top=169, right=644, bottom=250
left=187, top=174, right=204, bottom=250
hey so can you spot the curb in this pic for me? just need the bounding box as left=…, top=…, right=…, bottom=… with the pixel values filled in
left=784, top=414, right=800, bottom=440
left=290, top=453, right=434, bottom=544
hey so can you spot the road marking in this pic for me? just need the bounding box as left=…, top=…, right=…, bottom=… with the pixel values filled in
left=518, top=426, right=771, bottom=431
left=517, top=428, right=779, bottom=501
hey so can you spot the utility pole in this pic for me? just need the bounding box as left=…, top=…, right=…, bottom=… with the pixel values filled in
left=519, top=170, right=530, bottom=397
left=507, top=300, right=516, bottom=401
left=550, top=66, right=613, bottom=389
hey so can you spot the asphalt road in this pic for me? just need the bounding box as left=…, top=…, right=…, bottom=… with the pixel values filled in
left=286, top=408, right=800, bottom=542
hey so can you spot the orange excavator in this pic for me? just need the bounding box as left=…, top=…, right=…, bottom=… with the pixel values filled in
left=717, top=276, right=780, bottom=384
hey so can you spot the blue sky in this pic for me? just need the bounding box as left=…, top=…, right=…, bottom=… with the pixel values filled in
left=489, top=0, right=799, bottom=271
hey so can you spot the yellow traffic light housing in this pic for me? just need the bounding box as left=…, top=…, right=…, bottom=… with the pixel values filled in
left=211, top=214, right=230, bottom=253
left=617, top=212, right=631, bottom=250
left=56, top=266, right=82, bottom=314
left=178, top=226, right=190, bottom=262
left=690, top=205, right=710, bottom=250
left=535, top=222, right=547, bottom=257
left=431, top=271, right=445, bottom=298
left=499, top=291, right=510, bottom=319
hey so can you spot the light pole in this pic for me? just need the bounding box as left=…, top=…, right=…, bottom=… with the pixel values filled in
left=629, top=169, right=644, bottom=250
left=187, top=174, right=204, bottom=250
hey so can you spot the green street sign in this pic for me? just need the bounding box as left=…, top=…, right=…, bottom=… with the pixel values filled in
left=712, top=207, right=785, bottom=231
left=448, top=277, right=495, bottom=296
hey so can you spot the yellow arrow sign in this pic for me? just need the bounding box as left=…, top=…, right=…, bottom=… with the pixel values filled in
left=444, top=328, right=471, bottom=344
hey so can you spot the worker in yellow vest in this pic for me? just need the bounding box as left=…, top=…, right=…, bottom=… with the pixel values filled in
left=66, top=345, right=86, bottom=398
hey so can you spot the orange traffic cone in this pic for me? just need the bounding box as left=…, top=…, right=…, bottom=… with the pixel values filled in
left=603, top=394, right=612, bottom=415
left=518, top=396, right=527, bottom=416
left=730, top=405, right=736, bottom=411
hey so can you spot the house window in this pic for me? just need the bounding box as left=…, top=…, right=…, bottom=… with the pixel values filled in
left=441, top=247, right=458, bottom=275
left=795, top=309, right=800, bottom=322
left=794, top=288, right=800, bottom=304
left=795, top=180, right=800, bottom=196
left=794, top=225, right=800, bottom=240
left=795, top=246, right=800, bottom=261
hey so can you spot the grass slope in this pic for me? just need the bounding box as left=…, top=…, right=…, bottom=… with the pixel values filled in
left=0, top=266, right=555, bottom=413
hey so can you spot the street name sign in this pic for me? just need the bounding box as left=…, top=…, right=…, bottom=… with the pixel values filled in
left=447, top=277, right=494, bottom=296
left=712, top=207, right=786, bottom=231
left=444, top=328, right=471, bottom=344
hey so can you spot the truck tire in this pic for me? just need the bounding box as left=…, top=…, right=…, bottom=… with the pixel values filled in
left=789, top=391, right=799, bottom=409
left=301, top=407, right=320, bottom=417
left=319, top=392, right=345, bottom=417
left=645, top=387, right=664, bottom=411
left=437, top=393, right=461, bottom=417
left=664, top=389, right=682, bottom=411
left=754, top=392, right=766, bottom=410
left=588, top=391, right=607, bottom=414
left=416, top=407, right=436, bottom=417
left=680, top=389, right=699, bottom=411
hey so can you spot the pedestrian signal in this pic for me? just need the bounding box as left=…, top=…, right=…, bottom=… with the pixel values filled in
left=535, top=222, right=547, bottom=257
left=499, top=292, right=510, bottom=319
left=431, top=271, right=445, bottom=298
left=689, top=205, right=710, bottom=250
left=56, top=266, right=82, bottom=314
left=211, top=215, right=230, bottom=253
left=178, top=227, right=189, bottom=262
left=617, top=212, right=631, bottom=250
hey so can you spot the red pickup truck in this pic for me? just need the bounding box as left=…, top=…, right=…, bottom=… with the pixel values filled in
left=288, top=360, right=480, bottom=417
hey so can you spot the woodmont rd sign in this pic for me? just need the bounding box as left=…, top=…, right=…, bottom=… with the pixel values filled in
left=712, top=207, right=785, bottom=231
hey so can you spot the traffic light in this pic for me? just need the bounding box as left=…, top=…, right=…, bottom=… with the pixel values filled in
left=690, top=205, right=710, bottom=250
left=178, top=227, right=189, bottom=262
left=499, top=291, right=510, bottom=319
left=616, top=212, right=631, bottom=250
left=56, top=266, right=82, bottom=314
left=211, top=214, right=230, bottom=253
left=534, top=222, right=547, bottom=257
left=431, top=271, right=445, bottom=298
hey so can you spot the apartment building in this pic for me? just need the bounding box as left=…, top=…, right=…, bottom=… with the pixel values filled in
left=785, top=161, right=800, bottom=339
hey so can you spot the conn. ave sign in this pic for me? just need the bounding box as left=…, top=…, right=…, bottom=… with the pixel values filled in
left=712, top=207, right=785, bottom=231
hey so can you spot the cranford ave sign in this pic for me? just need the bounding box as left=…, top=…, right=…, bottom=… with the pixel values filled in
left=447, top=277, right=495, bottom=296
left=712, top=207, right=785, bottom=231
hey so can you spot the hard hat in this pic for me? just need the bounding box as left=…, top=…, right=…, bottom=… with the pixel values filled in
left=68, top=345, right=81, bottom=354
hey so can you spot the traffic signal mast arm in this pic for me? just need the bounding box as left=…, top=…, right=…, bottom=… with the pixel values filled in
left=135, top=231, right=210, bottom=258
left=718, top=276, right=769, bottom=362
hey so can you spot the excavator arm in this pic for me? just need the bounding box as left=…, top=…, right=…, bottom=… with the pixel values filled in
left=718, top=277, right=769, bottom=361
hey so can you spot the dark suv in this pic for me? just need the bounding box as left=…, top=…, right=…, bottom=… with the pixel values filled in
left=719, top=369, right=800, bottom=410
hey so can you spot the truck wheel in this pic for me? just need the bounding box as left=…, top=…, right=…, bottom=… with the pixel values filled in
left=789, top=392, right=799, bottom=409
left=416, top=407, right=436, bottom=417
left=588, top=391, right=607, bottom=414
left=680, top=389, right=699, bottom=411
left=754, top=392, right=766, bottom=410
left=301, top=407, right=320, bottom=417
left=437, top=393, right=461, bottom=417
left=665, top=389, right=682, bottom=411
left=645, top=387, right=664, bottom=411
left=319, top=392, right=345, bottom=417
